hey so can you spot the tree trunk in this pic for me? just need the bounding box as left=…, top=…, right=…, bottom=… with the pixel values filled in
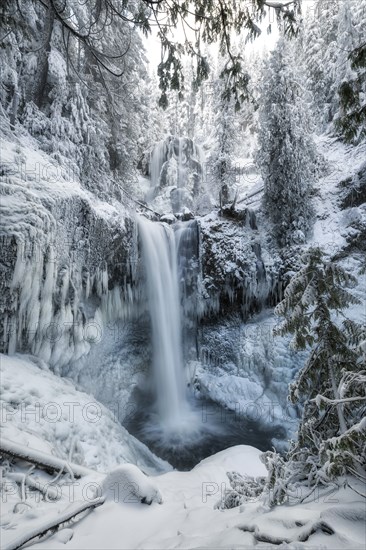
left=329, top=362, right=347, bottom=434
left=9, top=85, right=19, bottom=129
left=31, top=2, right=55, bottom=108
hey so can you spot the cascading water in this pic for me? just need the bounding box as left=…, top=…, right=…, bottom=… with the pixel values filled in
left=145, top=136, right=209, bottom=213
left=150, top=140, right=166, bottom=188
left=128, top=215, right=274, bottom=470
left=137, top=216, right=189, bottom=434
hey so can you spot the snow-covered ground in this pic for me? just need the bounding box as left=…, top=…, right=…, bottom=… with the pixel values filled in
left=1, top=380, right=365, bottom=550
left=0, top=354, right=170, bottom=473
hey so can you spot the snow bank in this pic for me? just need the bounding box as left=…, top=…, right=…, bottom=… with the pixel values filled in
left=102, top=464, right=163, bottom=505
left=10, top=445, right=363, bottom=550
left=0, top=353, right=170, bottom=474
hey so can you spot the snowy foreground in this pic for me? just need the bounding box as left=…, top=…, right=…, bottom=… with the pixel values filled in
left=1, top=354, right=365, bottom=550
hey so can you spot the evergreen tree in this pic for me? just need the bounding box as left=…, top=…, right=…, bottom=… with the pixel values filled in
left=256, top=38, right=317, bottom=247
left=301, top=1, right=340, bottom=129
left=194, top=47, right=216, bottom=146
left=301, top=0, right=366, bottom=141
left=209, top=55, right=244, bottom=207
left=335, top=0, right=366, bottom=143
left=262, top=249, right=365, bottom=505
left=234, top=47, right=262, bottom=158
left=0, top=0, right=153, bottom=200
left=138, top=73, right=167, bottom=155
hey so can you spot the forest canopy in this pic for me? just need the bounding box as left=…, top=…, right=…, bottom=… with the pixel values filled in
left=2, top=0, right=302, bottom=107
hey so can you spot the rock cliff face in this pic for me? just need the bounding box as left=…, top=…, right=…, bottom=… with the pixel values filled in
left=197, top=209, right=284, bottom=320
left=0, top=134, right=139, bottom=372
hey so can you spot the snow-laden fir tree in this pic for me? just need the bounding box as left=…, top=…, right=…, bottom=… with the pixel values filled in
left=256, top=37, right=317, bottom=247
left=301, top=0, right=340, bottom=130
left=331, top=0, right=357, bottom=140
left=163, top=57, right=209, bottom=140
left=335, top=0, right=366, bottom=143
left=262, top=249, right=365, bottom=506
left=233, top=48, right=262, bottom=158
left=208, top=54, right=245, bottom=207
left=194, top=47, right=216, bottom=147
left=300, top=0, right=366, bottom=142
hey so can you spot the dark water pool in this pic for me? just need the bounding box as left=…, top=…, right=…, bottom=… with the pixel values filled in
left=124, top=391, right=284, bottom=471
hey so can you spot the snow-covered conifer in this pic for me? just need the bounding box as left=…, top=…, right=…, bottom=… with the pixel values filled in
left=256, top=38, right=317, bottom=246
left=335, top=0, right=366, bottom=143
left=209, top=55, right=242, bottom=206
left=263, top=249, right=366, bottom=505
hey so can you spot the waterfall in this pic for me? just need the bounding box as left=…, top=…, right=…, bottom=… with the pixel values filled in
left=133, top=217, right=274, bottom=469
left=138, top=216, right=189, bottom=434
left=150, top=140, right=166, bottom=188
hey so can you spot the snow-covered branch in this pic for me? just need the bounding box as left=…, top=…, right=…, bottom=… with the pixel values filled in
left=0, top=438, right=95, bottom=479
left=313, top=394, right=366, bottom=406
left=7, top=473, right=60, bottom=501
left=3, top=497, right=105, bottom=550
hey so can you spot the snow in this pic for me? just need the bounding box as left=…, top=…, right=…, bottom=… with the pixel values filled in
left=0, top=354, right=170, bottom=474
left=195, top=310, right=305, bottom=445
left=2, top=351, right=363, bottom=550
left=2, top=438, right=364, bottom=550
left=311, top=135, right=366, bottom=250
left=22, top=446, right=267, bottom=550
left=102, top=464, right=163, bottom=505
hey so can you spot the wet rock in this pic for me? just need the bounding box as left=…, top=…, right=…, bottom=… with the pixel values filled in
left=160, top=213, right=177, bottom=224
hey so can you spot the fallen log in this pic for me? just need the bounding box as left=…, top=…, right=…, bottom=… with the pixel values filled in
left=237, top=186, right=264, bottom=204
left=0, top=437, right=95, bottom=479
left=3, top=497, right=105, bottom=550
left=238, top=518, right=335, bottom=545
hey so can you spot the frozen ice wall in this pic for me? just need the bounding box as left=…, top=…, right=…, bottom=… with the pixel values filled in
left=0, top=138, right=141, bottom=371
left=147, top=136, right=206, bottom=213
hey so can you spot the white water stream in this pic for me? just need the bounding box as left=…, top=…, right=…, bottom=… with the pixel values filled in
left=138, top=216, right=189, bottom=434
